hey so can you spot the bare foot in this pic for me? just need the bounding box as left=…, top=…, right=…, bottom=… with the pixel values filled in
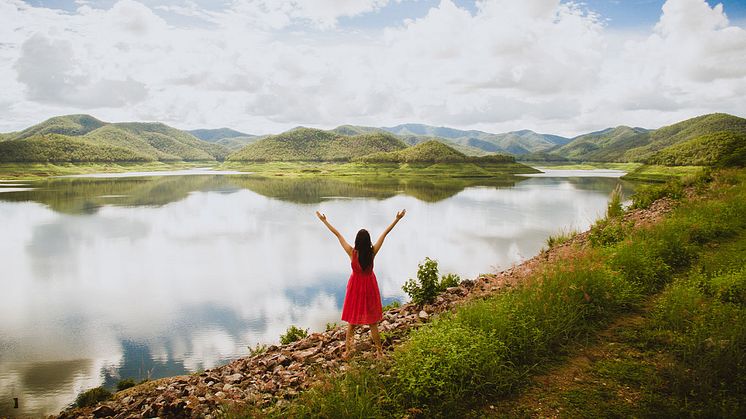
left=375, top=350, right=384, bottom=360
left=342, top=351, right=351, bottom=360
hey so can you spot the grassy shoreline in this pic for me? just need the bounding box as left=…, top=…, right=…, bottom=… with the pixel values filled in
left=0, top=160, right=540, bottom=181
left=0, top=161, right=217, bottom=180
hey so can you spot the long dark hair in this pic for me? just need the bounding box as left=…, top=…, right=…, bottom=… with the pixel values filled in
left=355, top=229, right=374, bottom=271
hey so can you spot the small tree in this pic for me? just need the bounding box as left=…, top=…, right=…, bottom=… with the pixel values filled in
left=403, top=258, right=461, bottom=306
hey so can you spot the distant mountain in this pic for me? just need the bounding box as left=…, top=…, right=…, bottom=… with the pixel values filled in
left=356, top=140, right=514, bottom=164
left=189, top=128, right=252, bottom=141
left=540, top=113, right=746, bottom=165
left=380, top=123, right=570, bottom=155
left=227, top=128, right=407, bottom=161
left=0, top=114, right=229, bottom=162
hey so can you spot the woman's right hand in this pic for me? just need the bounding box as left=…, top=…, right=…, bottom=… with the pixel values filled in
left=316, top=211, right=327, bottom=222
left=396, top=209, right=406, bottom=220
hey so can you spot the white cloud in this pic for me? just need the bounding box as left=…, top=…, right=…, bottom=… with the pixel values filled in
left=0, top=0, right=744, bottom=135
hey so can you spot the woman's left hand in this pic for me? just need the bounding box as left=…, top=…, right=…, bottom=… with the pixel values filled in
left=396, top=209, right=406, bottom=220
left=316, top=211, right=327, bottom=222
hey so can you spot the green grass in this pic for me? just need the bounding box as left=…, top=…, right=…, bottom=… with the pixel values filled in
left=545, top=228, right=578, bottom=248
left=529, top=162, right=641, bottom=171
left=248, top=168, right=746, bottom=418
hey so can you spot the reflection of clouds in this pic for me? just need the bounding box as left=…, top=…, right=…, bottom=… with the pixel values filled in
left=0, top=176, right=621, bottom=416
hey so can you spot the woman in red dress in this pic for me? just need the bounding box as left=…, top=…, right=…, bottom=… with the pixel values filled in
left=316, top=209, right=406, bottom=359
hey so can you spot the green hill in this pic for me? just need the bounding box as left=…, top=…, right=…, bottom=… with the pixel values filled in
left=356, top=140, right=515, bottom=164
left=624, top=113, right=746, bottom=162
left=9, top=114, right=105, bottom=139
left=549, top=126, right=649, bottom=161
left=227, top=129, right=407, bottom=161
left=647, top=131, right=746, bottom=167
left=545, top=113, right=746, bottom=163
left=0, top=115, right=229, bottom=162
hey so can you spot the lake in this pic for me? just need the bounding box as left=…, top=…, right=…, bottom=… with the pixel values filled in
left=0, top=168, right=634, bottom=417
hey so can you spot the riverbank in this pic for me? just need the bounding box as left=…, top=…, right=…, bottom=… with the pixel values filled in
left=54, top=168, right=737, bottom=418
left=0, top=162, right=216, bottom=180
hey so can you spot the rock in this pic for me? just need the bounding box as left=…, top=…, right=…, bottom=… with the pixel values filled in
left=92, top=405, right=116, bottom=418
left=292, top=346, right=319, bottom=361
left=418, top=310, right=429, bottom=320
left=226, top=373, right=243, bottom=384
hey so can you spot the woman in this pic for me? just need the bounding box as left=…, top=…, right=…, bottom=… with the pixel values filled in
left=316, top=209, right=406, bottom=359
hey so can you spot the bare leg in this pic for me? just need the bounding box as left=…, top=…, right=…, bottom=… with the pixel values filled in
left=343, top=324, right=355, bottom=360
left=369, top=323, right=383, bottom=358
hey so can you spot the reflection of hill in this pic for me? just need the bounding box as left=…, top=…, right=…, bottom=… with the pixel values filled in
left=232, top=176, right=519, bottom=204
left=0, top=174, right=524, bottom=214
left=0, top=176, right=238, bottom=215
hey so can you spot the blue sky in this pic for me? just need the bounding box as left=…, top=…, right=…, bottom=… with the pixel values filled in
left=3, top=0, right=746, bottom=135
left=22, top=0, right=746, bottom=28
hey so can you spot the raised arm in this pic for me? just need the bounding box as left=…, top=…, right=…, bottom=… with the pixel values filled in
left=316, top=211, right=353, bottom=257
left=373, top=209, right=406, bottom=255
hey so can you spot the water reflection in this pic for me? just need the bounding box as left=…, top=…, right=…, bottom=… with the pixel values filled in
left=0, top=172, right=633, bottom=416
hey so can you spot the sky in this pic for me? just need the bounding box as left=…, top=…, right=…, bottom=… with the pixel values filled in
left=1, top=0, right=745, bottom=136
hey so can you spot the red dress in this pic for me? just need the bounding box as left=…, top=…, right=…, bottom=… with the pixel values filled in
left=341, top=249, right=383, bottom=325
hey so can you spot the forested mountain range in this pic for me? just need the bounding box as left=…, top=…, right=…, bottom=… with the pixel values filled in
left=1, top=113, right=743, bottom=166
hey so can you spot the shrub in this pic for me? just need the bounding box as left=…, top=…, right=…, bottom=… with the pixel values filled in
left=608, top=238, right=672, bottom=292
left=74, top=386, right=112, bottom=408
left=589, top=219, right=627, bottom=247
left=708, top=268, right=746, bottom=305
left=440, top=273, right=461, bottom=289
left=325, top=322, right=338, bottom=332
left=402, top=258, right=461, bottom=306
left=280, top=325, right=308, bottom=345
left=393, top=320, right=512, bottom=412
left=115, top=378, right=136, bottom=392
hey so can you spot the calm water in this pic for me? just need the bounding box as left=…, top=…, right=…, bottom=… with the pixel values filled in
left=0, top=168, right=633, bottom=416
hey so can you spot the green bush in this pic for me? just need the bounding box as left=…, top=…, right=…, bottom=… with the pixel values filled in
left=608, top=238, right=672, bottom=292
left=394, top=320, right=512, bottom=412
left=707, top=268, right=746, bottom=305
left=440, top=273, right=461, bottom=289
left=588, top=218, right=627, bottom=247
left=280, top=325, right=308, bottom=345
left=402, top=258, right=461, bottom=306
left=115, top=378, right=136, bottom=392
left=74, top=386, right=112, bottom=408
